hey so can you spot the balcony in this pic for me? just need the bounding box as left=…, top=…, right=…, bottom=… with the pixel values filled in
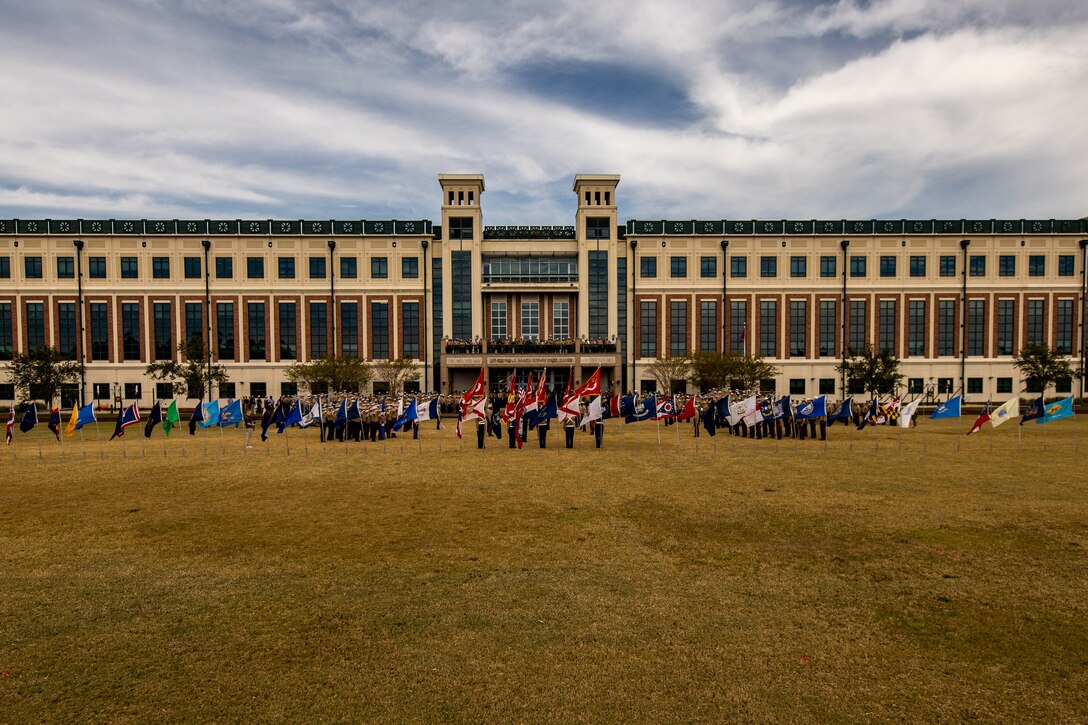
left=443, top=338, right=619, bottom=367
left=481, top=256, right=578, bottom=284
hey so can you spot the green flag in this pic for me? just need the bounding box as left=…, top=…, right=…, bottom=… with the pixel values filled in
left=163, top=400, right=180, bottom=436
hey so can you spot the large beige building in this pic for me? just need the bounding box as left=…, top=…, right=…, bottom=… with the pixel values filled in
left=1, top=173, right=1085, bottom=407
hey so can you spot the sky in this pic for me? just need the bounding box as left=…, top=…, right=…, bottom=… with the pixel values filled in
left=1, top=0, right=1086, bottom=225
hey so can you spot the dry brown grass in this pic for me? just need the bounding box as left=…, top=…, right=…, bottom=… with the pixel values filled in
left=2, top=418, right=1087, bottom=723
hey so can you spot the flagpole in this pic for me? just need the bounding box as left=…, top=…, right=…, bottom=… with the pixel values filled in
left=79, top=428, right=87, bottom=459
left=94, top=419, right=104, bottom=459
left=655, top=415, right=662, bottom=453
left=1017, top=421, right=1021, bottom=452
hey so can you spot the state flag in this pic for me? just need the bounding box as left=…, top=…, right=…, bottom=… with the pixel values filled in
left=794, top=396, right=827, bottom=420
left=144, top=401, right=163, bottom=438
left=930, top=395, right=961, bottom=419
left=163, top=400, right=180, bottom=436
left=75, top=402, right=97, bottom=431
left=967, top=399, right=991, bottom=435
left=48, top=407, right=61, bottom=440
left=989, top=397, right=1019, bottom=428
left=676, top=396, right=697, bottom=422
left=828, top=397, right=853, bottom=426
left=1020, top=395, right=1045, bottom=425
left=625, top=395, right=657, bottom=424
left=1037, top=396, right=1074, bottom=424
left=110, top=402, right=141, bottom=440
left=898, top=398, right=922, bottom=428
left=218, top=398, right=243, bottom=427
left=19, top=405, right=38, bottom=433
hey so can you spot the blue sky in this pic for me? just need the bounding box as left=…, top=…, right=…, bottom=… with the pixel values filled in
left=1, top=0, right=1086, bottom=224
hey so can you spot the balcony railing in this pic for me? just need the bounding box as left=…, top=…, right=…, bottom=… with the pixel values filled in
left=444, top=338, right=618, bottom=355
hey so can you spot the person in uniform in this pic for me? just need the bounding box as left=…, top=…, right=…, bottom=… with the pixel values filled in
left=476, top=413, right=486, bottom=449
left=594, top=419, right=604, bottom=449
left=537, top=408, right=549, bottom=449
left=564, top=413, right=576, bottom=449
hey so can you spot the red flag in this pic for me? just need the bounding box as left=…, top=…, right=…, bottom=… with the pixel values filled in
left=460, top=368, right=486, bottom=407
left=609, top=396, right=621, bottom=417
left=967, top=400, right=991, bottom=435
left=676, top=396, right=697, bottom=422
left=573, top=367, right=601, bottom=398
left=558, top=369, right=578, bottom=418
left=535, top=373, right=548, bottom=407
left=5, top=408, right=12, bottom=446
left=502, top=372, right=517, bottom=423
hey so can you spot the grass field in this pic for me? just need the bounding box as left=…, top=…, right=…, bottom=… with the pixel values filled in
left=2, top=417, right=1087, bottom=723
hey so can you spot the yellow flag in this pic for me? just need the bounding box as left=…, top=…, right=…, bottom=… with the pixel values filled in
left=64, top=404, right=78, bottom=437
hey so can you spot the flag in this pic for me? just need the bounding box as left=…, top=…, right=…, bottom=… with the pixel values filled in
left=557, top=371, right=578, bottom=420
left=4, top=408, right=12, bottom=445
left=580, top=396, right=603, bottom=428
left=857, top=398, right=879, bottom=429
left=734, top=395, right=760, bottom=425
left=930, top=395, right=961, bottom=419
left=19, top=405, right=38, bottom=433
left=773, top=395, right=791, bottom=420
left=285, top=400, right=304, bottom=427
left=676, top=396, right=697, bottom=422
left=189, top=400, right=205, bottom=435
left=655, top=396, right=677, bottom=420
left=1020, top=395, right=1045, bottom=425
left=48, top=407, right=61, bottom=440
left=1037, top=396, right=1074, bottom=424
left=625, top=395, right=657, bottom=424
left=989, top=397, right=1019, bottom=428
left=144, top=401, right=163, bottom=438
left=828, top=398, right=853, bottom=426
left=299, top=400, right=321, bottom=428
left=795, top=396, right=827, bottom=420
left=393, top=398, right=418, bottom=431
left=75, top=402, right=97, bottom=431
left=163, top=400, right=180, bottom=436
left=347, top=400, right=361, bottom=420
left=541, top=394, right=558, bottom=424
left=461, top=368, right=487, bottom=409
left=898, top=398, right=922, bottom=428
left=218, top=398, right=243, bottom=427
left=701, top=400, right=717, bottom=436
left=199, top=399, right=220, bottom=428
left=574, top=367, right=602, bottom=398
left=109, top=402, right=141, bottom=440
left=64, top=404, right=79, bottom=437
left=967, top=399, right=991, bottom=435
left=416, top=398, right=432, bottom=423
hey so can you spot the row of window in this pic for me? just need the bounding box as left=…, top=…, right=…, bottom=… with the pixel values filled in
left=489, top=300, right=570, bottom=340
left=634, top=297, right=1077, bottom=359
left=0, top=301, right=420, bottom=362
left=696, top=374, right=1076, bottom=398
left=1, top=255, right=420, bottom=281
left=638, top=253, right=1078, bottom=279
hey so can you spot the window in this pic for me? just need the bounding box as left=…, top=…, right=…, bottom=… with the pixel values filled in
left=790, top=379, right=806, bottom=395
left=216, top=303, right=234, bottom=360
left=670, top=256, right=687, bottom=278
left=640, top=301, right=657, bottom=358
left=279, top=303, right=297, bottom=360
left=848, top=300, right=866, bottom=353
left=219, top=382, right=236, bottom=399
left=90, top=303, right=109, bottom=360
left=433, top=256, right=444, bottom=368
left=640, top=256, right=657, bottom=278
left=730, top=256, right=747, bottom=278
left=281, top=382, right=298, bottom=397
left=967, top=300, right=985, bottom=356
left=93, top=383, right=110, bottom=401
left=89, top=256, right=107, bottom=279
left=1056, top=299, right=1073, bottom=354
left=0, top=303, right=11, bottom=361
left=185, top=302, right=203, bottom=343
left=247, top=257, right=264, bottom=279
left=183, top=257, right=200, bottom=279
left=819, top=379, right=835, bottom=395
left=490, top=301, right=507, bottom=340
left=879, top=256, right=896, bottom=277
left=849, top=256, right=866, bottom=278
left=310, top=302, right=327, bottom=359
left=57, top=256, right=75, bottom=279
left=1058, top=255, right=1074, bottom=276
left=996, top=300, right=1015, bottom=355
left=309, top=257, right=326, bottom=279
left=156, top=382, right=174, bottom=400
left=120, top=257, right=138, bottom=279
left=699, top=300, right=717, bottom=353
left=339, top=257, right=357, bottom=279
left=25, top=302, right=44, bottom=350
left=586, top=217, right=610, bottom=240
left=448, top=217, right=473, bottom=240
left=25, top=256, right=43, bottom=279
left=124, top=383, right=142, bottom=400
left=789, top=300, right=806, bottom=357
left=729, top=300, right=747, bottom=355
left=0, top=257, right=9, bottom=279
left=939, top=256, right=955, bottom=277
left=700, top=256, right=717, bottom=278
left=451, top=251, right=472, bottom=340
left=999, top=255, right=1015, bottom=276
left=402, top=302, right=420, bottom=358
left=760, top=256, right=777, bottom=278
left=1028, top=255, right=1045, bottom=276
left=617, top=258, right=626, bottom=361
left=908, top=378, right=924, bottom=395
left=670, top=301, right=687, bottom=357
left=1056, top=377, right=1072, bottom=394
left=996, top=377, right=1012, bottom=394
left=909, top=256, right=926, bottom=277
left=278, top=257, right=295, bottom=279
left=153, top=303, right=172, bottom=360
left=216, top=257, right=233, bottom=279
left=340, top=302, right=358, bottom=357
left=553, top=300, right=570, bottom=339
left=588, top=251, right=608, bottom=338
left=938, top=300, right=956, bottom=356
left=121, top=302, right=141, bottom=360
left=820, top=256, right=836, bottom=278
left=57, top=303, right=77, bottom=359
left=250, top=382, right=267, bottom=400
left=370, top=302, right=388, bottom=359
left=967, top=378, right=983, bottom=394
left=402, top=257, right=419, bottom=278
left=483, top=257, right=578, bottom=283
left=819, top=300, right=836, bottom=357
left=908, top=300, right=925, bottom=356
left=521, top=300, right=539, bottom=341
left=759, top=300, right=777, bottom=357
left=878, top=300, right=896, bottom=354
left=1026, top=299, right=1044, bottom=346
left=969, top=255, right=985, bottom=277
left=790, top=256, right=806, bottom=278
left=248, top=303, right=266, bottom=360
left=371, top=256, right=388, bottom=279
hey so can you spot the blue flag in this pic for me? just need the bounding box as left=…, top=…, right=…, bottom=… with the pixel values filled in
left=625, top=395, right=657, bottom=424
left=199, top=400, right=220, bottom=428
left=930, top=395, right=961, bottom=419
left=347, top=400, right=361, bottom=420
left=701, top=401, right=717, bottom=437
left=144, top=401, right=163, bottom=438
left=1020, top=395, right=1045, bottom=425
left=110, top=402, right=141, bottom=440
left=285, top=400, right=304, bottom=427
left=795, top=396, right=827, bottom=420
left=188, top=399, right=204, bottom=435
left=828, top=397, right=853, bottom=425
left=428, top=398, right=440, bottom=421
left=75, top=403, right=97, bottom=431
left=1037, top=396, right=1074, bottom=424
left=393, top=398, right=418, bottom=431
left=19, top=405, right=38, bottom=433
left=218, top=399, right=243, bottom=427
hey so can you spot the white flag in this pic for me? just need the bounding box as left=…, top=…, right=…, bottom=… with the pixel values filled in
left=898, top=398, right=922, bottom=428
left=580, top=396, right=602, bottom=427
left=989, top=397, right=1020, bottom=428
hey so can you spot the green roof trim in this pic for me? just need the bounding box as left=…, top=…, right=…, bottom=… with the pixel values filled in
left=0, top=219, right=433, bottom=236
left=625, top=219, right=1088, bottom=236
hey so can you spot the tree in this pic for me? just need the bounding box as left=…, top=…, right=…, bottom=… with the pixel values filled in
left=4, top=346, right=84, bottom=405
left=690, top=351, right=731, bottom=391
left=284, top=356, right=373, bottom=394
left=836, top=345, right=903, bottom=396
left=372, top=357, right=421, bottom=396
left=645, top=355, right=692, bottom=393
left=728, top=354, right=780, bottom=392
left=145, top=338, right=230, bottom=399
left=1013, top=343, right=1081, bottom=394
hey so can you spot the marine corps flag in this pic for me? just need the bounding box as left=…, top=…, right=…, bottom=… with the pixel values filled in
left=573, top=367, right=601, bottom=399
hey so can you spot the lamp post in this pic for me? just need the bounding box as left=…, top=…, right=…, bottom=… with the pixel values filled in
left=202, top=239, right=212, bottom=401
left=840, top=239, right=849, bottom=398
left=960, top=238, right=970, bottom=397
left=720, top=240, right=729, bottom=355
left=1080, top=239, right=1087, bottom=398
left=421, top=238, right=430, bottom=392
left=73, top=239, right=86, bottom=405
left=629, top=238, right=638, bottom=393
left=328, top=239, right=336, bottom=357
